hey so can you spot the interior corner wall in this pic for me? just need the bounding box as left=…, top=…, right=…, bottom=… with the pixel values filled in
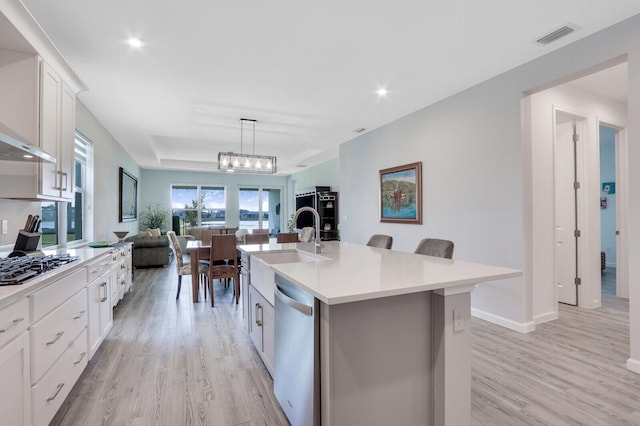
left=75, top=100, right=140, bottom=241
left=287, top=157, right=340, bottom=216
left=339, top=13, right=640, bottom=333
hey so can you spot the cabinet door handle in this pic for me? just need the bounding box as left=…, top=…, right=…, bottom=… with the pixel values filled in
left=255, top=303, right=263, bottom=326
left=73, top=310, right=86, bottom=320
left=46, top=383, right=65, bottom=401
left=0, top=317, right=24, bottom=333
left=46, top=331, right=64, bottom=345
left=74, top=352, right=87, bottom=365
left=100, top=282, right=108, bottom=302
left=61, top=172, right=68, bottom=191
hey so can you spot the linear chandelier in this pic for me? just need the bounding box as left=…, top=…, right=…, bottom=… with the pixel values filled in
left=218, top=118, right=277, bottom=174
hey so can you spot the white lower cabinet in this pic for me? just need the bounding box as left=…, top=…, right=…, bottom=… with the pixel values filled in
left=87, top=268, right=112, bottom=359
left=0, top=331, right=31, bottom=426
left=31, top=328, right=87, bottom=426
left=248, top=285, right=275, bottom=375
left=29, top=268, right=89, bottom=426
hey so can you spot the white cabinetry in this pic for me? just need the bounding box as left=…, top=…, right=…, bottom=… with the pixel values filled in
left=0, top=49, right=39, bottom=145
left=86, top=254, right=113, bottom=359
left=39, top=60, right=75, bottom=200
left=0, top=299, right=31, bottom=426
left=110, top=244, right=133, bottom=308
left=29, top=267, right=87, bottom=426
left=248, top=285, right=275, bottom=376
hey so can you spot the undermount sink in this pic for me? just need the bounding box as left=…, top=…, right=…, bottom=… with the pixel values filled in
left=253, top=250, right=329, bottom=265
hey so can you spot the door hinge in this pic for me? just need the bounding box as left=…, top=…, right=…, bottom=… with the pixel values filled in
left=573, top=181, right=580, bottom=189
left=575, top=277, right=582, bottom=285
left=574, top=230, right=581, bottom=238
left=573, top=133, right=579, bottom=143
left=616, top=230, right=620, bottom=235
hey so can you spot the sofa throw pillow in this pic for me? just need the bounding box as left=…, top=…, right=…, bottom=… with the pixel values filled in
left=138, top=230, right=153, bottom=238
left=148, top=228, right=161, bottom=237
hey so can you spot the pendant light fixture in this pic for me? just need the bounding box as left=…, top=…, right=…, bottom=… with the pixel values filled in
left=218, top=118, right=277, bottom=174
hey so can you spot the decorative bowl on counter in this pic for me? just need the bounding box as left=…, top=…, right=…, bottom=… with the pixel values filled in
left=113, top=231, right=129, bottom=242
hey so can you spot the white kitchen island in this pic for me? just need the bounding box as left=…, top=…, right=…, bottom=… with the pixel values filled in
left=239, top=241, right=521, bottom=426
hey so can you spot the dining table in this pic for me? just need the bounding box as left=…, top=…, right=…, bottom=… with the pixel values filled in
left=186, top=239, right=242, bottom=303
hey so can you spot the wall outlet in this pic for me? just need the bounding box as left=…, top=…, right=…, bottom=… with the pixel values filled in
left=1, top=219, right=7, bottom=235
left=453, top=309, right=465, bottom=333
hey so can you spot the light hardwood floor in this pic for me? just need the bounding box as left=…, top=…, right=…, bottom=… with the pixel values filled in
left=52, top=263, right=639, bottom=425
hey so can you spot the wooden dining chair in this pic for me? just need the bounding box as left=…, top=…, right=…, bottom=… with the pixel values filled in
left=245, top=233, right=269, bottom=244
left=414, top=238, right=454, bottom=259
left=208, top=234, right=240, bottom=306
left=277, top=232, right=299, bottom=243
left=167, top=231, right=208, bottom=299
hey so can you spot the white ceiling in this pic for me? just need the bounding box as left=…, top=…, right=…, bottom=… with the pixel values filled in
left=19, top=0, right=640, bottom=175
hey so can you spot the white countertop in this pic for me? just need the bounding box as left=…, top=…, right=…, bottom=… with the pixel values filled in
left=0, top=245, right=122, bottom=309
left=238, top=241, right=522, bottom=305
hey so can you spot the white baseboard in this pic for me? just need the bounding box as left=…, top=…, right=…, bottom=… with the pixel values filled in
left=533, top=310, right=558, bottom=325
left=626, top=358, right=640, bottom=375
left=471, top=308, right=536, bottom=333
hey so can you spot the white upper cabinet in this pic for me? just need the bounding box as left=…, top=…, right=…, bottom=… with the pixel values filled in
left=39, top=60, right=75, bottom=200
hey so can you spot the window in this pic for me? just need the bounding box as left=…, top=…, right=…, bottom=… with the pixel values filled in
left=41, top=132, right=92, bottom=248
left=171, top=185, right=225, bottom=233
left=239, top=187, right=281, bottom=233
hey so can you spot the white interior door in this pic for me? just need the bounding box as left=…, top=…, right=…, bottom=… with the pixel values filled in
left=554, top=113, right=584, bottom=305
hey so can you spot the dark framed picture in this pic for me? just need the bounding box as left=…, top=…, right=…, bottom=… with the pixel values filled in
left=379, top=161, right=422, bottom=224
left=119, top=167, right=138, bottom=222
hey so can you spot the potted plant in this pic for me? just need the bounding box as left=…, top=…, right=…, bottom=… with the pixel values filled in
left=140, top=204, right=169, bottom=231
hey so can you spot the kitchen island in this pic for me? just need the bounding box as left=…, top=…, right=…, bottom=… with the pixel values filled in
left=239, top=241, right=521, bottom=426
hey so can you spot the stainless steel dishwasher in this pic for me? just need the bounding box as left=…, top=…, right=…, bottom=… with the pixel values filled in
left=274, top=273, right=319, bottom=426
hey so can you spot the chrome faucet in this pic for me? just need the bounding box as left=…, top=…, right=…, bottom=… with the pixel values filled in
left=292, top=206, right=322, bottom=254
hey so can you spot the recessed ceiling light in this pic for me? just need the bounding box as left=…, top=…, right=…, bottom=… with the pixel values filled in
left=376, top=87, right=388, bottom=98
left=128, top=38, right=144, bottom=48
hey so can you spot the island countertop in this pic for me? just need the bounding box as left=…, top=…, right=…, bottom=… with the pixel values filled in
left=238, top=241, right=522, bottom=305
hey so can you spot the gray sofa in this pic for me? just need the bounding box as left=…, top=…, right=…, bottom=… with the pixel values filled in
left=125, top=234, right=170, bottom=268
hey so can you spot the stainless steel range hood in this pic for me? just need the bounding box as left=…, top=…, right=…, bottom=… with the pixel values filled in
left=0, top=123, right=56, bottom=164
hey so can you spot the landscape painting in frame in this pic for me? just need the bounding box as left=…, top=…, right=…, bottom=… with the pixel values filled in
left=379, top=161, right=422, bottom=224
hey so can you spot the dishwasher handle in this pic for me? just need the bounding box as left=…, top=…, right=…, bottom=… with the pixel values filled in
left=275, top=284, right=313, bottom=316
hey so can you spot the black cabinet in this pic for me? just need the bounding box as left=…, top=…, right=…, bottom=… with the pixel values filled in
left=294, top=187, right=339, bottom=241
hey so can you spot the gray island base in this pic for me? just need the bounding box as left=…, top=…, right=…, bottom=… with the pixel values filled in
left=239, top=241, right=521, bottom=426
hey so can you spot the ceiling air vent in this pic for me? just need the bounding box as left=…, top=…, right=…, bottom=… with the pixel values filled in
left=536, top=25, right=575, bottom=44
left=353, top=127, right=366, bottom=133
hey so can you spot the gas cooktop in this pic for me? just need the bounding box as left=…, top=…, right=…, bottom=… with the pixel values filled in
left=0, top=253, right=80, bottom=286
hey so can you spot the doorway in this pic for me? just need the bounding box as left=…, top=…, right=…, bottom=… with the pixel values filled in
left=600, top=125, right=617, bottom=296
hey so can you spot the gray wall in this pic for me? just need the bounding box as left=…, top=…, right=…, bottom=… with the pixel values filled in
left=76, top=101, right=140, bottom=242
left=339, top=11, right=640, bottom=347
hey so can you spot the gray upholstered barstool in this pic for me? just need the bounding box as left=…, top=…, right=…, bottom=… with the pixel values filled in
left=366, top=234, right=393, bottom=249
left=414, top=238, right=454, bottom=259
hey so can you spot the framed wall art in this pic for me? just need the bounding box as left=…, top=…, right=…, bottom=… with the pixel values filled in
left=119, top=167, right=138, bottom=222
left=379, top=161, right=422, bottom=224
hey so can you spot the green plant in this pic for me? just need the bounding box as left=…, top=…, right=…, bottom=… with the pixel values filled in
left=140, top=204, right=169, bottom=230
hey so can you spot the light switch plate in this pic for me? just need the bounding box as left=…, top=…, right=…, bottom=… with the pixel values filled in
left=453, top=309, right=465, bottom=332
left=1, top=220, right=7, bottom=235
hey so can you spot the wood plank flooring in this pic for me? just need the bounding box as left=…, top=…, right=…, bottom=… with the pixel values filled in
left=52, top=262, right=640, bottom=425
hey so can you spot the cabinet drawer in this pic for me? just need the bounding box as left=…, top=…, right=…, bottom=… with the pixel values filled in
left=31, top=267, right=85, bottom=322
left=32, top=328, right=87, bottom=426
left=0, top=298, right=29, bottom=349
left=86, top=253, right=113, bottom=282
left=30, top=288, right=87, bottom=383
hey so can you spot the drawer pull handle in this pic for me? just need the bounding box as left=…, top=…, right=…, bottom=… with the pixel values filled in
left=0, top=317, right=24, bottom=333
left=100, top=282, right=108, bottom=302
left=73, top=310, right=86, bottom=320
left=74, top=352, right=87, bottom=365
left=46, top=331, right=64, bottom=345
left=46, top=383, right=65, bottom=402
